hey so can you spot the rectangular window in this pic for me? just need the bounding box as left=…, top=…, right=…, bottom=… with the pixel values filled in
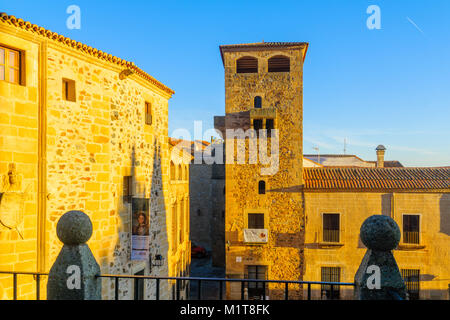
left=62, top=78, right=76, bottom=102
left=321, top=267, right=340, bottom=300
left=134, top=269, right=145, bottom=300
left=0, top=45, right=21, bottom=84
left=253, top=119, right=263, bottom=132
left=145, top=102, right=152, bottom=125
left=123, top=176, right=132, bottom=203
left=265, top=119, right=274, bottom=136
left=248, top=213, right=264, bottom=229
left=403, top=215, right=419, bottom=244
left=323, top=213, right=340, bottom=243
left=245, top=265, right=267, bottom=300
left=401, top=269, right=420, bottom=300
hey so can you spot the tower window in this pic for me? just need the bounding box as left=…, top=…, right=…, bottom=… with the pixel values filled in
left=62, top=78, right=76, bottom=102
left=268, top=55, right=290, bottom=72
left=145, top=102, right=152, bottom=125
left=236, top=56, right=258, bottom=73
left=253, top=119, right=263, bottom=132
left=266, top=119, right=274, bottom=135
left=245, top=265, right=267, bottom=299
left=258, top=180, right=266, bottom=194
left=248, top=213, right=264, bottom=229
left=254, top=96, right=262, bottom=109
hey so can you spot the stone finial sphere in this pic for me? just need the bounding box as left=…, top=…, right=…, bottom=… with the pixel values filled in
left=360, top=215, right=400, bottom=251
left=56, top=211, right=93, bottom=245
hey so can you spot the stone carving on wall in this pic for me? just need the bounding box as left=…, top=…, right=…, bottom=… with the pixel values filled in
left=0, top=164, right=31, bottom=239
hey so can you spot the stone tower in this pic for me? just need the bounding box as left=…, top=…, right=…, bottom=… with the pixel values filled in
left=217, top=42, right=308, bottom=299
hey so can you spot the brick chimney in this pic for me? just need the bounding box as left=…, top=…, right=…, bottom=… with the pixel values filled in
left=376, top=145, right=386, bottom=168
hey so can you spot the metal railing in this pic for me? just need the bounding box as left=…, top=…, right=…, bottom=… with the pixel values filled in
left=403, top=231, right=419, bottom=244
left=323, top=229, right=340, bottom=243
left=0, top=271, right=48, bottom=300
left=0, top=271, right=355, bottom=300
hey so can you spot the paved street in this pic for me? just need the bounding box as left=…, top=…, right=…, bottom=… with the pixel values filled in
left=189, top=256, right=225, bottom=300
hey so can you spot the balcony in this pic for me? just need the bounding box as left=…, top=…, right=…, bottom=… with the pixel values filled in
left=243, top=229, right=268, bottom=243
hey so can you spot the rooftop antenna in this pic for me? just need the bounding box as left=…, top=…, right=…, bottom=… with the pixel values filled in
left=313, top=146, right=320, bottom=165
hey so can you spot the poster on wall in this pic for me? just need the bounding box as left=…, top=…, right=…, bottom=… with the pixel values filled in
left=131, top=197, right=150, bottom=261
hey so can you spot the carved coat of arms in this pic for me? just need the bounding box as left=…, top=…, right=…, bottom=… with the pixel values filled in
left=0, top=164, right=30, bottom=238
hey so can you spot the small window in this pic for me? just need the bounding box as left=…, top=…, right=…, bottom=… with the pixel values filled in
left=401, top=269, right=420, bottom=300
left=258, top=181, right=266, bottom=194
left=145, top=102, right=152, bottom=125
left=178, top=164, right=182, bottom=180
left=170, top=161, right=176, bottom=180
left=403, top=215, right=419, bottom=244
left=62, top=78, right=76, bottom=102
left=123, top=176, right=133, bottom=203
left=253, top=119, right=263, bottom=132
left=321, top=267, right=340, bottom=300
left=236, top=56, right=258, bottom=73
left=323, top=213, right=340, bottom=243
left=248, top=213, right=264, bottom=229
left=0, top=46, right=21, bottom=84
left=254, top=96, right=262, bottom=109
left=265, top=119, right=274, bottom=136
left=268, top=55, right=290, bottom=72
left=245, top=265, right=267, bottom=299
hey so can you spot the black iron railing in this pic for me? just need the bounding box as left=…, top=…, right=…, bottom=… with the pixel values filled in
left=0, top=271, right=48, bottom=300
left=0, top=271, right=355, bottom=300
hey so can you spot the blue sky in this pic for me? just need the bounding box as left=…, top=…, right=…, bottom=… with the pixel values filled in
left=2, top=0, right=449, bottom=166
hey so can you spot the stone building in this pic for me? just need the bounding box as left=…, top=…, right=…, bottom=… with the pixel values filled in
left=303, top=165, right=450, bottom=300
left=167, top=139, right=192, bottom=299
left=169, top=138, right=226, bottom=267
left=215, top=41, right=450, bottom=300
left=216, top=42, right=308, bottom=299
left=0, top=13, right=188, bottom=300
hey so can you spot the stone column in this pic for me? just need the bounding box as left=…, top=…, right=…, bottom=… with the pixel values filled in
left=47, top=210, right=101, bottom=300
left=354, top=215, right=407, bottom=300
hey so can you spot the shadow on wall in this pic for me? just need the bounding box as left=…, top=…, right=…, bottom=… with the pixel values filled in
left=381, top=193, right=392, bottom=217
left=440, top=194, right=450, bottom=236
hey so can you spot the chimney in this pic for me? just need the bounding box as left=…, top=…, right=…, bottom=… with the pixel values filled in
left=376, top=145, right=386, bottom=168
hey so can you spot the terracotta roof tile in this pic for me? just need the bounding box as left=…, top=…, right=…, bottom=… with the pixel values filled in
left=0, top=12, right=174, bottom=96
left=304, top=167, right=450, bottom=191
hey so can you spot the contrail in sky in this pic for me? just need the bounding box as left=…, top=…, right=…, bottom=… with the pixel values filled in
left=406, top=17, right=425, bottom=34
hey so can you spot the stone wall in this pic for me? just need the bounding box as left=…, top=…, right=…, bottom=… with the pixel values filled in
left=221, top=45, right=307, bottom=299
left=0, top=19, right=178, bottom=300
left=304, top=191, right=450, bottom=300
left=0, top=26, right=41, bottom=300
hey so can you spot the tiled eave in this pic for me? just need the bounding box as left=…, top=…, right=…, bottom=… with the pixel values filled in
left=0, top=12, right=174, bottom=96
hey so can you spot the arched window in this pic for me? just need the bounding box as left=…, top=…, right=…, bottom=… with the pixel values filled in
left=178, top=164, right=182, bottom=180
left=268, top=55, right=290, bottom=72
left=254, top=96, right=262, bottom=109
left=258, top=180, right=266, bottom=194
left=170, top=161, right=175, bottom=180
left=184, top=166, right=188, bottom=180
left=236, top=56, right=258, bottom=73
